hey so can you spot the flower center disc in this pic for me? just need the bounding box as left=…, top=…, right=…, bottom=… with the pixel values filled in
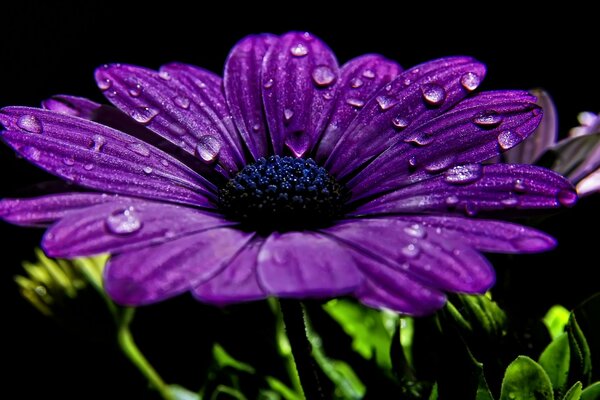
left=219, top=156, right=348, bottom=231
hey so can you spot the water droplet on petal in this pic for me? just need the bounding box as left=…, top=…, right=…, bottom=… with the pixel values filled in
left=497, top=130, right=523, bottom=150
left=444, top=164, right=483, bottom=184
left=422, top=84, right=446, bottom=105
left=473, top=111, right=503, bottom=127
left=127, top=142, right=151, bottom=157
left=17, top=115, right=43, bottom=133
left=22, top=146, right=41, bottom=161
left=194, top=80, right=207, bottom=89
left=460, top=72, right=481, bottom=91
left=392, top=116, right=409, bottom=129
left=465, top=202, right=478, bottom=216
left=350, top=77, right=363, bottom=88
left=195, top=135, right=221, bottom=164
left=404, top=132, right=434, bottom=146
left=514, top=179, right=526, bottom=192
left=346, top=98, right=365, bottom=108
left=445, top=195, right=460, bottom=206
left=62, top=157, right=75, bottom=166
left=322, top=92, right=334, bottom=100
left=263, top=78, right=274, bottom=89
left=173, top=96, right=191, bottom=109
left=98, top=78, right=112, bottom=90
left=161, top=159, right=169, bottom=167
left=404, top=224, right=427, bottom=239
left=130, top=106, right=159, bottom=124
left=501, top=196, right=519, bottom=207
left=557, top=189, right=577, bottom=206
left=425, top=155, right=456, bottom=172
left=105, top=207, right=142, bottom=235
left=128, top=84, right=143, bottom=97
left=408, top=156, right=417, bottom=168
left=284, top=108, right=294, bottom=122
left=83, top=163, right=94, bottom=171
left=290, top=43, right=308, bottom=57
left=362, top=69, right=375, bottom=79
left=376, top=95, right=396, bottom=111
left=252, top=124, right=261, bottom=132
left=311, top=65, right=336, bottom=87
left=142, top=166, right=153, bottom=174
left=158, top=71, right=171, bottom=80
left=89, top=134, right=106, bottom=152
left=384, top=84, right=392, bottom=92
left=402, top=244, right=420, bottom=258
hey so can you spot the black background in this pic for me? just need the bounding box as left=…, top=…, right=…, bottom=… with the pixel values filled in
left=1, top=3, right=599, bottom=399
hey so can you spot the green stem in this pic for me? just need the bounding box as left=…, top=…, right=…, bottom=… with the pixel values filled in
left=117, top=308, right=174, bottom=400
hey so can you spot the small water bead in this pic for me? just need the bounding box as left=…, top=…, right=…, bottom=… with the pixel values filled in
left=290, top=43, right=308, bottom=57
left=98, top=78, right=112, bottom=90
left=263, top=78, right=274, bottom=89
left=460, top=72, right=481, bottom=91
left=283, top=108, right=294, bottom=122
left=158, top=71, right=171, bottom=80
left=195, top=135, right=221, bottom=164
left=392, top=116, right=409, bottom=129
left=501, top=196, right=519, bottom=207
left=350, top=77, right=364, bottom=88
left=252, top=124, right=261, bottom=132
left=161, top=159, right=169, bottom=167
left=557, top=189, right=577, bottom=206
left=105, top=207, right=142, bottom=235
left=128, top=84, right=143, bottom=97
left=346, top=98, right=365, bottom=108
left=404, top=132, right=434, bottom=146
left=497, top=130, right=523, bottom=150
left=322, top=92, right=334, bottom=100
left=408, top=156, right=417, bottom=168
left=362, top=69, right=376, bottom=79
left=465, top=202, right=478, bottom=216
left=376, top=95, right=396, bottom=111
left=445, top=195, right=460, bottom=206
left=444, top=164, right=483, bottom=184
left=173, top=96, right=191, bottom=109
left=17, top=115, right=43, bottom=133
left=404, top=224, right=427, bottom=239
left=473, top=111, right=503, bottom=127
left=514, top=179, right=526, bottom=192
left=424, top=156, right=456, bottom=172
left=385, top=84, right=392, bottom=92
left=62, top=157, right=75, bottom=166
left=422, top=84, right=446, bottom=106
left=127, top=143, right=151, bottom=157
left=142, top=166, right=153, bottom=174
left=83, top=163, right=94, bottom=171
left=194, top=80, right=207, bottom=89
left=90, top=134, right=106, bottom=152
left=130, top=106, right=159, bottom=124
left=402, top=244, right=420, bottom=258
left=311, top=65, right=336, bottom=87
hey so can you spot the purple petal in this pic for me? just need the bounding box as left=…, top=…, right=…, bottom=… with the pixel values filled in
left=0, top=107, right=216, bottom=207
left=314, top=55, right=402, bottom=162
left=0, top=193, right=118, bottom=226
left=262, top=32, right=339, bottom=157
left=353, top=164, right=576, bottom=216
left=576, top=168, right=600, bottom=196
left=42, top=95, right=101, bottom=118
left=325, top=57, right=486, bottom=179
left=95, top=64, right=245, bottom=176
left=224, top=34, right=278, bottom=160
left=104, top=227, right=253, bottom=305
left=256, top=231, right=362, bottom=297
left=324, top=218, right=494, bottom=293
left=193, top=238, right=266, bottom=304
left=42, top=201, right=232, bottom=258
left=349, top=91, right=542, bottom=199
left=504, top=89, right=558, bottom=164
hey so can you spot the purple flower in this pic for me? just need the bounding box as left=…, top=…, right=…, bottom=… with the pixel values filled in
left=0, top=32, right=576, bottom=315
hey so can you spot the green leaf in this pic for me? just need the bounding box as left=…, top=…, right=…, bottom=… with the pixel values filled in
left=265, top=377, right=303, bottom=400
left=213, top=343, right=255, bottom=374
left=452, top=294, right=507, bottom=336
left=169, top=385, right=201, bottom=400
left=323, top=299, right=396, bottom=371
left=581, top=382, right=600, bottom=400
left=539, top=333, right=570, bottom=392
left=428, top=383, right=438, bottom=400
left=568, top=315, right=592, bottom=386
left=562, top=382, right=582, bottom=400
left=211, top=385, right=247, bottom=400
left=500, top=356, right=554, bottom=400
left=544, top=305, right=571, bottom=340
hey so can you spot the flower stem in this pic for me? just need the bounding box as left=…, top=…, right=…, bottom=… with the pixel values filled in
left=279, top=300, right=325, bottom=400
left=117, top=308, right=175, bottom=400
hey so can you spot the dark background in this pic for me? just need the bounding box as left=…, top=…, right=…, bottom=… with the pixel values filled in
left=1, top=3, right=599, bottom=399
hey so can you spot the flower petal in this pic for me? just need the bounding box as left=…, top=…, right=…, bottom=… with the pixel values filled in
left=262, top=32, right=339, bottom=157
left=314, top=54, right=401, bottom=162
left=193, top=238, right=266, bottom=304
left=95, top=64, right=245, bottom=176
left=0, top=107, right=215, bottom=207
left=42, top=95, right=101, bottom=118
left=353, top=164, right=576, bottom=216
left=576, top=167, right=600, bottom=196
left=256, top=231, right=362, bottom=297
left=0, top=193, right=117, bottom=226
left=349, top=91, right=542, bottom=199
left=224, top=34, right=278, bottom=160
left=325, top=57, right=486, bottom=179
left=323, top=218, right=494, bottom=293
left=42, top=201, right=232, bottom=257
left=104, top=227, right=253, bottom=305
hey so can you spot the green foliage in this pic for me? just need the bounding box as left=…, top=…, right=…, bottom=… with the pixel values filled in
left=562, top=382, right=582, bottom=400
left=499, top=356, right=554, bottom=400
left=567, top=315, right=593, bottom=387
left=539, top=333, right=570, bottom=393
left=544, top=306, right=572, bottom=340
left=581, top=382, right=600, bottom=400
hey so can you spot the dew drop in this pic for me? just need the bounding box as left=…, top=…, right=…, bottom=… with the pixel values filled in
left=263, top=78, right=274, bottom=89
left=158, top=71, right=171, bottom=80
left=161, top=159, right=169, bottom=167
left=473, top=111, right=503, bottom=127
left=98, top=78, right=112, bottom=90
left=173, top=96, right=191, bottom=109
left=376, top=95, right=396, bottom=111
left=384, top=84, right=392, bottom=92
left=195, top=135, right=221, bottom=164
left=142, top=166, right=153, bottom=174
left=514, top=179, right=526, bottom=192
left=83, top=163, right=94, bottom=171
left=350, top=77, right=363, bottom=88
left=557, top=189, right=577, bottom=206
left=290, top=43, right=308, bottom=57
left=497, top=130, right=523, bottom=150
left=465, top=202, right=478, bottom=216
left=445, top=195, right=460, bottom=206
left=460, top=72, right=481, bottom=91
left=404, top=224, right=426, bottom=239
left=362, top=69, right=375, bottom=79
left=194, top=80, right=207, bottom=89
left=17, top=115, right=43, bottom=133
left=392, top=116, right=409, bottom=129
left=62, top=157, right=75, bottom=166
left=90, top=134, right=106, bottom=152
left=130, top=106, right=159, bottom=124
left=252, top=123, right=261, bottom=132
left=322, top=92, right=334, bottom=100
left=283, top=108, right=294, bottom=122
left=127, top=142, right=151, bottom=157
left=346, top=98, right=365, bottom=108
left=422, top=84, right=446, bottom=105
left=404, top=132, right=434, bottom=146
left=425, top=155, right=456, bottom=172
left=408, top=156, right=417, bottom=168
left=501, top=196, right=519, bottom=207
left=444, top=164, right=482, bottom=184
left=22, top=146, right=41, bottom=161
left=105, top=207, right=142, bottom=235
left=403, top=78, right=412, bottom=86
left=402, top=243, right=420, bottom=258
left=128, top=84, right=143, bottom=97
left=311, top=65, right=336, bottom=87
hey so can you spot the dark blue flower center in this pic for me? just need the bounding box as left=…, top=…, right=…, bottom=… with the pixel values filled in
left=219, top=156, right=348, bottom=231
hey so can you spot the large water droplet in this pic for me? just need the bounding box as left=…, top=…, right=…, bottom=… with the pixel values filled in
left=425, top=155, right=456, bottom=172
left=284, top=108, right=294, bottom=122
left=22, top=146, right=41, bottom=161
left=105, top=207, right=142, bottom=235
left=460, top=72, right=481, bottom=91
left=444, top=164, right=483, bottom=184
left=402, top=243, right=420, bottom=258
left=173, top=96, right=191, bottom=109
left=350, top=77, right=363, bottom=88
left=376, top=96, right=396, bottom=111
left=346, top=98, right=365, bottom=108
left=311, top=65, right=336, bottom=87
left=473, top=111, right=503, bottom=127
left=422, top=84, right=446, bottom=105
left=90, top=134, right=106, bottom=152
left=497, top=130, right=523, bottom=150
left=17, top=115, right=43, bottom=133
left=98, top=78, right=112, bottom=90
left=127, top=142, right=151, bottom=157
left=557, top=189, right=577, bottom=206
left=128, top=84, right=143, bottom=97
left=392, top=116, right=409, bottom=129
left=290, top=43, right=308, bottom=57
left=404, top=224, right=427, bottom=239
left=362, top=69, right=375, bottom=79
left=195, top=135, right=221, bottom=164
left=130, top=106, right=159, bottom=124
